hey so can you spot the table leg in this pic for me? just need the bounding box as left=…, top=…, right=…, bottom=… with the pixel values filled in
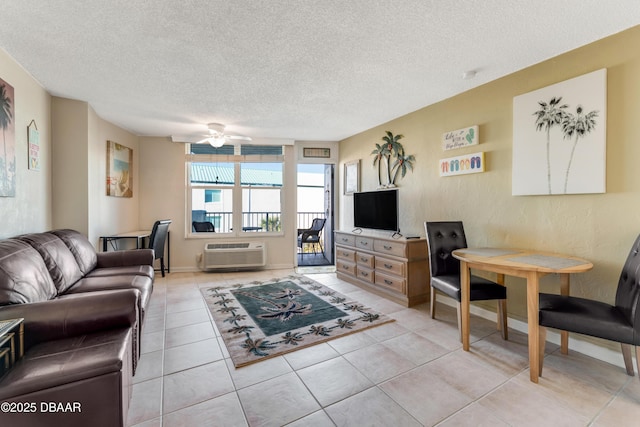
left=527, top=271, right=540, bottom=383
left=103, top=238, right=107, bottom=252
left=460, top=260, right=471, bottom=351
left=559, top=273, right=570, bottom=354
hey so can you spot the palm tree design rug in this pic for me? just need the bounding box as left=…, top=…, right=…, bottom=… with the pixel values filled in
left=201, top=275, right=394, bottom=367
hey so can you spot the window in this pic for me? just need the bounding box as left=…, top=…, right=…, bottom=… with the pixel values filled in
left=187, top=145, right=284, bottom=236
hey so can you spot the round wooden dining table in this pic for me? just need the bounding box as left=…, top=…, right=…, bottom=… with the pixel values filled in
left=452, top=248, right=593, bottom=383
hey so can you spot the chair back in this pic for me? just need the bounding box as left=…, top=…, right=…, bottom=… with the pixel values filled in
left=424, top=221, right=468, bottom=278
left=149, top=220, right=171, bottom=260
left=310, top=218, right=326, bottom=232
left=192, top=221, right=215, bottom=232
left=615, top=234, right=640, bottom=332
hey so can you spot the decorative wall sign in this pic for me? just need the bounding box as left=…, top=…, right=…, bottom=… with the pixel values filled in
left=303, top=147, right=330, bottom=158
left=28, top=120, right=40, bottom=171
left=512, top=69, right=606, bottom=195
left=439, top=152, right=485, bottom=177
left=442, top=125, right=478, bottom=151
left=344, top=159, right=359, bottom=195
left=106, top=140, right=133, bottom=197
left=0, top=77, right=15, bottom=197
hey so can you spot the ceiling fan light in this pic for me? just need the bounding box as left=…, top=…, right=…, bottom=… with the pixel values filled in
left=207, top=136, right=225, bottom=148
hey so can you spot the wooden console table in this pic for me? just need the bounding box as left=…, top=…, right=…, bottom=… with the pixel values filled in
left=335, top=231, right=429, bottom=307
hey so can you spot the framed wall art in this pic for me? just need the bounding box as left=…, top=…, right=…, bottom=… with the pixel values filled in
left=106, top=140, right=133, bottom=197
left=0, top=77, right=15, bottom=197
left=28, top=119, right=40, bottom=171
left=512, top=69, right=606, bottom=195
left=344, top=159, right=360, bottom=195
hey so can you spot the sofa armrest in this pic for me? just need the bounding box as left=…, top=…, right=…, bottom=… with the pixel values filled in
left=96, top=249, right=154, bottom=268
left=0, top=289, right=139, bottom=351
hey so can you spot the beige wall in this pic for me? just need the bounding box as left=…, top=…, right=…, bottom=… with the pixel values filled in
left=0, top=49, right=51, bottom=238
left=339, top=26, right=640, bottom=325
left=51, top=97, right=140, bottom=246
left=138, top=137, right=301, bottom=270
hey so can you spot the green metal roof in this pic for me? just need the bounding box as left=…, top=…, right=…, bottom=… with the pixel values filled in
left=191, top=163, right=282, bottom=186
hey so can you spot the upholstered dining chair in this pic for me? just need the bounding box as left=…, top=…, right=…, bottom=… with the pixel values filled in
left=424, top=221, right=508, bottom=341
left=297, top=218, right=326, bottom=256
left=149, top=219, right=171, bottom=277
left=192, top=221, right=215, bottom=232
left=538, top=234, right=640, bottom=379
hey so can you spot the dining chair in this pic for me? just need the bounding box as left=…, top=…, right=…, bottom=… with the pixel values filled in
left=297, top=218, right=326, bottom=256
left=192, top=221, right=215, bottom=232
left=424, top=221, right=508, bottom=341
left=148, top=219, right=171, bottom=277
left=538, top=233, right=640, bottom=379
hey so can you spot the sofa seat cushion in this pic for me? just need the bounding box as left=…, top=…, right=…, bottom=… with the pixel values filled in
left=86, top=264, right=154, bottom=279
left=0, top=239, right=58, bottom=305
left=17, top=232, right=84, bottom=293
left=63, top=275, right=153, bottom=319
left=0, top=327, right=132, bottom=400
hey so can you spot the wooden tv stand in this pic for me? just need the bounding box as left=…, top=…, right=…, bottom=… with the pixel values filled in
left=335, top=230, right=430, bottom=307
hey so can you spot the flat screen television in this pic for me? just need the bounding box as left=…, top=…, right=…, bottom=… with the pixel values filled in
left=353, top=189, right=399, bottom=232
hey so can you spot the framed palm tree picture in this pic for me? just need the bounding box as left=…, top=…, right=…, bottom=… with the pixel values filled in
left=0, top=77, right=15, bottom=197
left=106, top=140, right=133, bottom=197
left=512, top=69, right=606, bottom=196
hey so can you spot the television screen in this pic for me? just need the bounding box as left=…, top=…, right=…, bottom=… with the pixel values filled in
left=353, top=189, right=399, bottom=232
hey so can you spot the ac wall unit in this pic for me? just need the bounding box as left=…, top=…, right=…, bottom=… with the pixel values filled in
left=203, top=242, right=266, bottom=270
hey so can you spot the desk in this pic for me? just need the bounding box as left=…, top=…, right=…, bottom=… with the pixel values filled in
left=101, top=230, right=170, bottom=274
left=101, top=230, right=150, bottom=252
left=452, top=248, right=593, bottom=383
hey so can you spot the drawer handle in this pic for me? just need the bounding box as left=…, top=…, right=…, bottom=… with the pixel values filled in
left=383, top=245, right=392, bottom=250
left=342, top=252, right=349, bottom=256
left=384, top=263, right=393, bottom=269
left=360, top=257, right=368, bottom=262
left=384, top=279, right=393, bottom=285
left=360, top=241, right=368, bottom=246
left=361, top=271, right=369, bottom=277
left=342, top=238, right=348, bottom=242
left=343, top=265, right=349, bottom=270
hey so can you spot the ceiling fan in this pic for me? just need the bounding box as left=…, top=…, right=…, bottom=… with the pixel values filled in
left=195, top=123, right=252, bottom=147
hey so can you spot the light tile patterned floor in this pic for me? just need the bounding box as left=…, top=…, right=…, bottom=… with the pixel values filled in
left=126, top=270, right=640, bottom=426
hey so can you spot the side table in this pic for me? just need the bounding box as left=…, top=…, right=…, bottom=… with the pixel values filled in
left=0, top=318, right=24, bottom=371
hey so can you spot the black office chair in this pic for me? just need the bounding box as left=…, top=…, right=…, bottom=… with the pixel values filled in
left=424, top=221, right=508, bottom=341
left=149, top=219, right=171, bottom=277
left=297, top=218, right=326, bottom=256
left=539, top=234, right=640, bottom=379
left=192, top=221, right=215, bottom=232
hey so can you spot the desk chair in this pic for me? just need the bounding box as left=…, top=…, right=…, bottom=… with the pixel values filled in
left=192, top=221, right=215, bottom=232
left=424, top=221, right=508, bottom=341
left=539, top=234, right=640, bottom=379
left=149, top=220, right=171, bottom=277
left=297, top=218, right=326, bottom=256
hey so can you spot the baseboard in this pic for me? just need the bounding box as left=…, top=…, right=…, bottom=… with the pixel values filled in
left=437, top=296, right=626, bottom=369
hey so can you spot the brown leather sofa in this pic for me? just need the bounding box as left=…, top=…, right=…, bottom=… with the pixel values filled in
left=0, top=229, right=155, bottom=427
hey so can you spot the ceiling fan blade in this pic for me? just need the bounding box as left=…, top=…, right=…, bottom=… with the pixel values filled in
left=194, top=137, right=210, bottom=144
left=226, top=135, right=252, bottom=141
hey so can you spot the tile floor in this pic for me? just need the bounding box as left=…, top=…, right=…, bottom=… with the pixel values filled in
left=127, top=269, right=640, bottom=426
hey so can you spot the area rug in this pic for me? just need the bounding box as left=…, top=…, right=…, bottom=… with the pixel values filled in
left=200, top=274, right=394, bottom=367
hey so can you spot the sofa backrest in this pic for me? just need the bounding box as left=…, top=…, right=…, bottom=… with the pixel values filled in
left=0, top=239, right=58, bottom=305
left=18, top=232, right=83, bottom=293
left=50, top=229, right=98, bottom=275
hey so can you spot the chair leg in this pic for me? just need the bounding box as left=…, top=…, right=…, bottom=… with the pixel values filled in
left=498, top=299, right=508, bottom=340
left=160, top=257, right=166, bottom=277
left=430, top=287, right=436, bottom=319
left=621, top=343, right=635, bottom=376
left=539, top=326, right=547, bottom=376
left=456, top=301, right=462, bottom=342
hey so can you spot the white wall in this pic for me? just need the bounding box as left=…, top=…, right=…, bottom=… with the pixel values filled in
left=0, top=48, right=51, bottom=238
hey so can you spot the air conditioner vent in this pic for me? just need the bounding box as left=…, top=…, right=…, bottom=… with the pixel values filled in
left=202, top=242, right=266, bottom=270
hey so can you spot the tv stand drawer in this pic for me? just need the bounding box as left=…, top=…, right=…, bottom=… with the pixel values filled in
left=356, top=252, right=374, bottom=268
left=374, top=239, right=406, bottom=257
left=337, top=247, right=356, bottom=262
left=375, top=257, right=405, bottom=276
left=357, top=266, right=375, bottom=283
left=337, top=259, right=356, bottom=276
left=375, top=271, right=405, bottom=293
left=336, top=233, right=355, bottom=247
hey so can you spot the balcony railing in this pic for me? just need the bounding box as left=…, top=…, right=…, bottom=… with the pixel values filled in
left=192, top=211, right=324, bottom=233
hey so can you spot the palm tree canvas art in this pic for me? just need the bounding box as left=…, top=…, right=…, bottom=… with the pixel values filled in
left=512, top=69, right=606, bottom=196
left=0, top=77, right=15, bottom=197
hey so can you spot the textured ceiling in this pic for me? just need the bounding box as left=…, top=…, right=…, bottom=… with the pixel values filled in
left=1, top=1, right=639, bottom=142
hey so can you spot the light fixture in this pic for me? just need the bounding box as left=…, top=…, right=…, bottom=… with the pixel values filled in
left=205, top=123, right=226, bottom=147
left=207, top=135, right=225, bottom=148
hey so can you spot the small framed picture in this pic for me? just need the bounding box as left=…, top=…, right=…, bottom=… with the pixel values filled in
left=344, top=160, right=360, bottom=195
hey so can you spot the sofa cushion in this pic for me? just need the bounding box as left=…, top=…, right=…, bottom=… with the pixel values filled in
left=64, top=275, right=153, bottom=320
left=17, top=232, right=83, bottom=293
left=87, top=265, right=154, bottom=279
left=51, top=229, right=98, bottom=275
left=0, top=239, right=57, bottom=305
